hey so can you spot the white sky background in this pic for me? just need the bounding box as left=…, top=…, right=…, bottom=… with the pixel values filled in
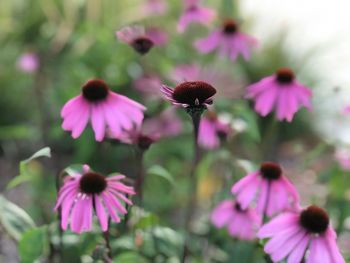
left=240, top=0, right=350, bottom=145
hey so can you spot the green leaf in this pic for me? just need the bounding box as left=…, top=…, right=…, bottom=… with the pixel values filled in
left=7, top=147, right=51, bottom=189
left=0, top=195, right=36, bottom=241
left=19, top=226, right=48, bottom=263
left=22, top=147, right=51, bottom=164
left=147, top=165, right=175, bottom=186
left=113, top=252, right=149, bottom=263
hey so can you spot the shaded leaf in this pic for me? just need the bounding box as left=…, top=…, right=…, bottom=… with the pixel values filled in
left=0, top=195, right=35, bottom=240
left=18, top=226, right=48, bottom=263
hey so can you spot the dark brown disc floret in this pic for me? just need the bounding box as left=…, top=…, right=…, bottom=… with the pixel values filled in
left=260, top=162, right=282, bottom=180
left=275, top=68, right=295, bottom=84
left=299, top=205, right=329, bottom=234
left=173, top=81, right=216, bottom=107
left=223, top=19, right=238, bottom=35
left=131, top=37, right=154, bottom=55
left=80, top=172, right=107, bottom=194
left=82, top=79, right=109, bottom=102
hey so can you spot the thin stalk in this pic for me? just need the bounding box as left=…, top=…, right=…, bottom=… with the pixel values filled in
left=182, top=109, right=202, bottom=262
left=135, top=149, right=145, bottom=204
left=103, top=230, right=112, bottom=260
left=184, top=112, right=201, bottom=228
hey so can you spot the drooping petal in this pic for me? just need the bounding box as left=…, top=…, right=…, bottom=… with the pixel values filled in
left=287, top=234, right=310, bottom=263
left=91, top=103, right=106, bottom=141
left=95, top=195, right=109, bottom=231
left=257, top=212, right=299, bottom=238
left=210, top=200, right=234, bottom=228
left=194, top=31, right=221, bottom=53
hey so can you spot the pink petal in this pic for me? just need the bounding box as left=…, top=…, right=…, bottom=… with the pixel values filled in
left=210, top=200, right=234, bottom=228
left=264, top=225, right=301, bottom=254
left=307, top=237, right=331, bottom=263
left=287, top=234, right=310, bottom=263
left=271, top=230, right=307, bottom=262
left=95, top=195, right=109, bottom=231
left=91, top=103, right=106, bottom=141
left=194, top=31, right=221, bottom=53
left=258, top=212, right=299, bottom=238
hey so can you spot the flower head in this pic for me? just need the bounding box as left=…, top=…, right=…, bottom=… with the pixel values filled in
left=61, top=79, right=146, bottom=141
left=143, top=0, right=167, bottom=16
left=116, top=25, right=166, bottom=55
left=194, top=19, right=257, bottom=61
left=198, top=111, right=232, bottom=149
left=245, top=68, right=312, bottom=122
left=211, top=199, right=261, bottom=240
left=133, top=74, right=163, bottom=99
left=231, top=162, right=299, bottom=217
left=17, top=52, right=39, bottom=73
left=335, top=148, right=350, bottom=171
left=258, top=206, right=345, bottom=263
left=55, top=165, right=135, bottom=233
left=177, top=0, right=215, bottom=33
left=161, top=81, right=216, bottom=109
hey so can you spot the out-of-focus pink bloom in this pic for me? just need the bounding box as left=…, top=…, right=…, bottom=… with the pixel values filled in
left=55, top=165, right=135, bottom=233
left=17, top=52, right=39, bottom=73
left=61, top=79, right=146, bottom=141
left=171, top=63, right=243, bottom=99
left=116, top=25, right=167, bottom=54
left=143, top=0, right=167, bottom=16
left=258, top=206, right=345, bottom=263
left=133, top=74, right=163, bottom=99
left=161, top=81, right=216, bottom=109
left=211, top=199, right=261, bottom=240
left=198, top=111, right=232, bottom=149
left=142, top=108, right=183, bottom=138
left=245, top=68, right=312, bottom=122
left=115, top=109, right=183, bottom=149
left=194, top=19, right=257, bottom=61
left=231, top=162, right=299, bottom=217
left=342, top=105, right=350, bottom=115
left=177, top=0, right=215, bottom=33
left=335, top=148, right=350, bottom=171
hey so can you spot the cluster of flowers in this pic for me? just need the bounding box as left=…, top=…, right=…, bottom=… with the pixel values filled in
left=52, top=0, right=345, bottom=262
left=212, top=162, right=344, bottom=262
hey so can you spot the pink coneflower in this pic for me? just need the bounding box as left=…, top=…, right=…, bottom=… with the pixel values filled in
left=55, top=165, right=135, bottom=233
left=143, top=0, right=167, bottom=16
left=161, top=81, right=216, bottom=110
left=211, top=200, right=261, bottom=240
left=61, top=79, right=146, bottom=141
left=194, top=19, right=257, bottom=61
left=142, top=108, right=183, bottom=138
left=258, top=206, right=345, bottom=263
left=116, top=25, right=166, bottom=55
left=335, top=148, right=350, bottom=171
left=198, top=111, right=232, bottom=149
left=17, top=52, right=39, bottom=73
left=245, top=68, right=312, bottom=122
left=177, top=0, right=215, bottom=33
left=231, top=162, right=299, bottom=217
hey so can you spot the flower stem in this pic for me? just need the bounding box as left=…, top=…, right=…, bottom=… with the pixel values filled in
left=135, top=149, right=145, bottom=204
left=182, top=107, right=203, bottom=262
left=103, top=229, right=112, bottom=259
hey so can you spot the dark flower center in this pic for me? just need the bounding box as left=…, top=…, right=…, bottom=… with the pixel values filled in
left=260, top=162, right=282, bottom=180
left=187, top=5, right=198, bottom=12
left=82, top=79, right=109, bottom=102
left=223, top=19, right=238, bottom=34
left=79, top=172, right=107, bottom=194
left=276, top=68, right=295, bottom=84
left=234, top=203, right=243, bottom=212
left=131, top=37, right=154, bottom=55
left=172, top=81, right=216, bottom=107
left=299, top=205, right=329, bottom=234
left=137, top=135, right=154, bottom=151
